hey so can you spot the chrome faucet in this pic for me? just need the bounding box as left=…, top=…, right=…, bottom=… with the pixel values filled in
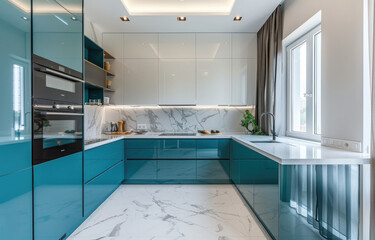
left=260, top=112, right=276, bottom=141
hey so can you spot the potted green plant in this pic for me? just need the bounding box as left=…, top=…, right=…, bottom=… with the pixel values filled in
left=240, top=110, right=265, bottom=135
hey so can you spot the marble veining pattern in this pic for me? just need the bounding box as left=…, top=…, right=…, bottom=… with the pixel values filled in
left=84, top=106, right=254, bottom=139
left=68, top=185, right=270, bottom=240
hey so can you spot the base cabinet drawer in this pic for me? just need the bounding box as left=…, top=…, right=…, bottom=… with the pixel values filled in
left=85, top=161, right=124, bottom=217
left=197, top=139, right=230, bottom=159
left=197, top=160, right=230, bottom=180
left=85, top=140, right=124, bottom=183
left=157, top=160, right=196, bottom=180
left=126, top=160, right=157, bottom=180
left=0, top=168, right=32, bottom=240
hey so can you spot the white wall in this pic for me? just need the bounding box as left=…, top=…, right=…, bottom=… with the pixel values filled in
left=84, top=15, right=104, bottom=47
left=102, top=33, right=257, bottom=106
left=283, top=0, right=367, bottom=151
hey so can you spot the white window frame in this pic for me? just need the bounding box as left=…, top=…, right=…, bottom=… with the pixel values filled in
left=286, top=25, right=321, bottom=142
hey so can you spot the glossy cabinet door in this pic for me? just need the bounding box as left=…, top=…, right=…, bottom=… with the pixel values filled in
left=0, top=168, right=32, bottom=240
left=231, top=141, right=279, bottom=240
left=126, top=160, right=157, bottom=181
left=158, top=139, right=196, bottom=159
left=157, top=160, right=196, bottom=181
left=34, top=152, right=83, bottom=240
left=0, top=0, right=32, bottom=174
left=85, top=140, right=124, bottom=183
left=0, top=2, right=32, bottom=239
left=85, top=161, right=124, bottom=217
left=33, top=0, right=83, bottom=72
left=197, top=139, right=230, bottom=159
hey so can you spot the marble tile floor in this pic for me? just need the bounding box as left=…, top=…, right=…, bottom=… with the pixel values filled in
left=68, top=184, right=271, bottom=240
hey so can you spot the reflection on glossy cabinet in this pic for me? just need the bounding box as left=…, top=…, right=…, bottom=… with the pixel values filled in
left=33, top=0, right=83, bottom=72
left=85, top=161, right=125, bottom=217
left=159, top=59, right=196, bottom=105
left=34, top=152, right=83, bottom=240
left=0, top=168, right=32, bottom=240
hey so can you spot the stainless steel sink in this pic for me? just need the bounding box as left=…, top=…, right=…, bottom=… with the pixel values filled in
left=159, top=133, right=196, bottom=136
left=250, top=140, right=282, bottom=144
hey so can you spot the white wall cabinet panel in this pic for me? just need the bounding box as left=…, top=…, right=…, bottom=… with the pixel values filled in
left=196, top=33, right=231, bottom=59
left=159, top=59, right=196, bottom=105
left=231, top=59, right=249, bottom=105
left=124, top=59, right=159, bottom=105
left=197, top=59, right=231, bottom=105
left=247, top=59, right=257, bottom=105
left=124, top=34, right=159, bottom=59
left=231, top=33, right=257, bottom=59
left=105, top=59, right=125, bottom=105
left=159, top=34, right=196, bottom=59
left=103, top=34, right=124, bottom=59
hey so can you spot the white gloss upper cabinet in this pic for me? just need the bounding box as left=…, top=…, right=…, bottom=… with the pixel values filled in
left=103, top=34, right=124, bottom=59
left=124, top=59, right=159, bottom=105
left=159, top=59, right=196, bottom=105
left=231, top=33, right=257, bottom=59
left=159, top=34, right=196, bottom=59
left=124, top=34, right=159, bottom=58
left=232, top=59, right=251, bottom=105
left=196, top=33, right=231, bottom=59
left=197, top=59, right=231, bottom=105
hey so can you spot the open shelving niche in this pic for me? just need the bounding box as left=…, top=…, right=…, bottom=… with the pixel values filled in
left=84, top=36, right=116, bottom=104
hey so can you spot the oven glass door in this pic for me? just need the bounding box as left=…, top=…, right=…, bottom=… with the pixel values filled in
left=33, top=111, right=83, bottom=165
left=33, top=66, right=83, bottom=104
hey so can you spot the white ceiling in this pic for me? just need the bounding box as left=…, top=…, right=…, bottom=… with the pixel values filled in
left=85, top=0, right=283, bottom=33
left=120, top=0, right=235, bottom=16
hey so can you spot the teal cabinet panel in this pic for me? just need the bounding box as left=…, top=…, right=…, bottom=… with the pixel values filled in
left=127, top=160, right=157, bottom=180
left=0, top=142, right=31, bottom=176
left=197, top=160, right=230, bottom=180
left=0, top=168, right=32, bottom=240
left=34, top=152, right=83, bottom=240
left=126, top=149, right=158, bottom=160
left=158, top=140, right=196, bottom=159
left=85, top=140, right=124, bottom=182
left=197, top=139, right=230, bottom=159
left=85, top=161, right=124, bottom=217
left=32, top=0, right=83, bottom=72
left=126, top=140, right=159, bottom=149
left=157, top=160, right=196, bottom=180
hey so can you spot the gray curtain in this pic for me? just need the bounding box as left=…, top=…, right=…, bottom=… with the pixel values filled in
left=256, top=5, right=283, bottom=135
left=286, top=165, right=359, bottom=240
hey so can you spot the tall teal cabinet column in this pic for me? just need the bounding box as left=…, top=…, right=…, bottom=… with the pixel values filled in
left=33, top=0, right=83, bottom=72
left=0, top=0, right=32, bottom=239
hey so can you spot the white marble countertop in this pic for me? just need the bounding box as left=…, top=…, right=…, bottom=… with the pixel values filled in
left=84, top=133, right=371, bottom=165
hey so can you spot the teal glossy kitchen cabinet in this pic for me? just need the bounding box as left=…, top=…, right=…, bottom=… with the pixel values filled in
left=158, top=160, right=196, bottom=181
left=34, top=152, right=83, bottom=240
left=0, top=141, right=31, bottom=176
left=197, top=139, right=230, bottom=159
left=85, top=161, right=124, bottom=217
left=0, top=168, right=32, bottom=240
left=33, top=0, right=83, bottom=72
left=85, top=140, right=124, bottom=183
left=0, top=1, right=32, bottom=239
left=231, top=140, right=279, bottom=239
left=126, top=160, right=157, bottom=181
left=125, top=139, right=231, bottom=183
left=158, top=139, right=197, bottom=159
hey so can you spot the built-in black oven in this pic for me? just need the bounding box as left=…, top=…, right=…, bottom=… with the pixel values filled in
left=32, top=55, right=84, bottom=165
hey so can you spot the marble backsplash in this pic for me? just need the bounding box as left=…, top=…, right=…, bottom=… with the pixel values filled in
left=85, top=106, right=254, bottom=139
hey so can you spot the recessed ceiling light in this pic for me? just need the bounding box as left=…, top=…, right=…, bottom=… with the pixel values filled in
left=233, top=16, right=242, bottom=21
left=120, top=16, right=130, bottom=21
left=177, top=16, right=186, bottom=21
